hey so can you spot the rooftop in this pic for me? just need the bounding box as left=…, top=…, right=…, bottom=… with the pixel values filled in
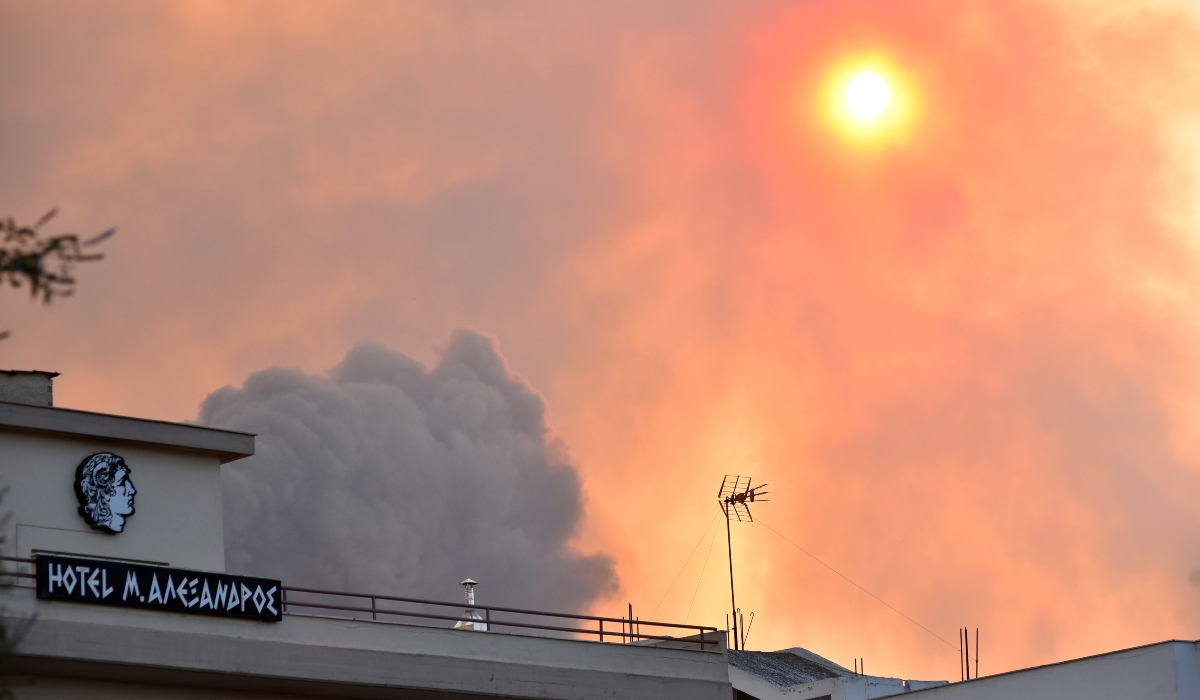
left=728, top=647, right=847, bottom=686
left=0, top=400, right=255, bottom=463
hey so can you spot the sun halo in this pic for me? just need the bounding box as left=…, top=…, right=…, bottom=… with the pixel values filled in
left=810, top=56, right=917, bottom=145
left=845, top=71, right=891, bottom=121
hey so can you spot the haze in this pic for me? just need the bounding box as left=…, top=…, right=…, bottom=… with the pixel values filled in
left=3, top=0, right=1200, bottom=680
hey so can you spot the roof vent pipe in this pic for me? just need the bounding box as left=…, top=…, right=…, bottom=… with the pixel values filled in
left=453, top=578, right=487, bottom=631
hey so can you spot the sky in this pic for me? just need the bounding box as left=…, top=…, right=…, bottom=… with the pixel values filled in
left=4, top=0, right=1200, bottom=681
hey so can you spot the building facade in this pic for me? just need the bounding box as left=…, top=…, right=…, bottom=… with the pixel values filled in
left=6, top=370, right=1196, bottom=700
left=0, top=372, right=733, bottom=699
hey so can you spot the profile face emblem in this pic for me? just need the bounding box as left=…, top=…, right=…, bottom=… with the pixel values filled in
left=74, top=452, right=137, bottom=534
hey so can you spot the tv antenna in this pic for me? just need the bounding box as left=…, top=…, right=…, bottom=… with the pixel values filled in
left=718, top=475, right=767, bottom=650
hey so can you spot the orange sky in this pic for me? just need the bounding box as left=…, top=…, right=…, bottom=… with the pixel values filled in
left=4, top=0, right=1200, bottom=680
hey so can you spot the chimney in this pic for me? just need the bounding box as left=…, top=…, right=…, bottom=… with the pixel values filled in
left=0, top=370, right=58, bottom=407
left=453, top=578, right=487, bottom=631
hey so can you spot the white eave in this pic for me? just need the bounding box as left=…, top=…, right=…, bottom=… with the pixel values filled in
left=0, top=401, right=255, bottom=463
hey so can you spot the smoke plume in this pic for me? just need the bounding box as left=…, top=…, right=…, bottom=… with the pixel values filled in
left=199, top=329, right=618, bottom=612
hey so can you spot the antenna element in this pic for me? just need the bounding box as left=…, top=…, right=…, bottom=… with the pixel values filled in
left=717, top=475, right=768, bottom=650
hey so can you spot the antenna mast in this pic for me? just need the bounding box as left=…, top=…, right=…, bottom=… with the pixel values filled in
left=717, top=475, right=768, bottom=651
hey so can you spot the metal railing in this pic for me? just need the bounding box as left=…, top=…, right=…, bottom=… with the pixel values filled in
left=1, top=556, right=718, bottom=649
left=282, top=585, right=718, bottom=648
left=1, top=556, right=36, bottom=585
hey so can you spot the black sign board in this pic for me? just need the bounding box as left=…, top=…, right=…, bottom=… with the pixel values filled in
left=36, top=554, right=282, bottom=622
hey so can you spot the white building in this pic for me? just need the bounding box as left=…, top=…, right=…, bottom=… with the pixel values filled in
left=730, top=641, right=1200, bottom=700
left=729, top=647, right=947, bottom=700
left=903, top=640, right=1199, bottom=700
left=0, top=370, right=732, bottom=699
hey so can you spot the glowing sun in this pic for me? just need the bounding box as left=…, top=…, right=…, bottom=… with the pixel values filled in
left=844, top=71, right=891, bottom=121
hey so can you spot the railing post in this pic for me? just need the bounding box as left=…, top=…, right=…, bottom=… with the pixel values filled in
left=485, top=607, right=491, bottom=632
left=281, top=587, right=288, bottom=614
left=599, top=619, right=604, bottom=642
left=371, top=596, right=377, bottom=621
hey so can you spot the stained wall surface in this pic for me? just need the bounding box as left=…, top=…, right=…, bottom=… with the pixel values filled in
left=2, top=586, right=733, bottom=700
left=0, top=410, right=239, bottom=572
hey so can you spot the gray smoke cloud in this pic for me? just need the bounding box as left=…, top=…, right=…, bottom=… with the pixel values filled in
left=199, top=329, right=618, bottom=613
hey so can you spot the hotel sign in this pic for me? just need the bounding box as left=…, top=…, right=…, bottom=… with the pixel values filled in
left=37, top=554, right=282, bottom=622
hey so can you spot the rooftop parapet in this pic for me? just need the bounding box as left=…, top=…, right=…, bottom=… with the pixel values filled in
left=0, top=369, right=59, bottom=407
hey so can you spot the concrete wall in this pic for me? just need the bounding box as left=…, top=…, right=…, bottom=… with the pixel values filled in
left=0, top=372, right=55, bottom=407
left=904, top=641, right=1199, bottom=700
left=0, top=429, right=226, bottom=571
left=728, top=664, right=840, bottom=699
left=4, top=585, right=734, bottom=700
left=729, top=666, right=940, bottom=700
left=7, top=678, right=300, bottom=700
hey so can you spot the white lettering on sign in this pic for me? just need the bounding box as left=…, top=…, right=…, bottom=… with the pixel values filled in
left=148, top=574, right=164, bottom=604
left=123, top=571, right=140, bottom=601
left=86, top=567, right=101, bottom=598
left=75, top=566, right=90, bottom=595
left=38, top=555, right=281, bottom=621
left=49, top=563, right=65, bottom=593
left=62, top=565, right=78, bottom=595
